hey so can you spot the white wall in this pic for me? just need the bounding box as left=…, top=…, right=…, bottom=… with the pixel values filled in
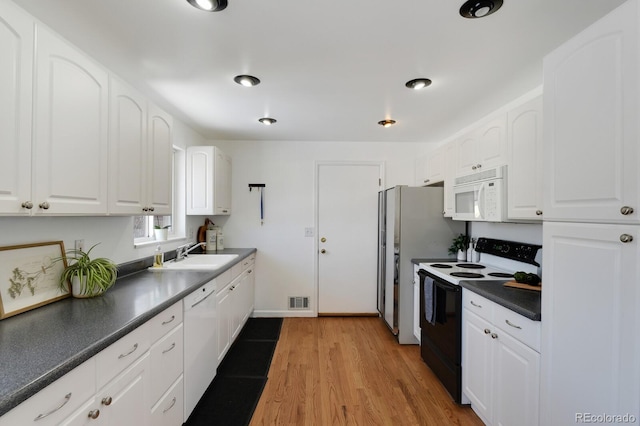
left=0, top=119, right=206, bottom=264
left=188, top=140, right=423, bottom=316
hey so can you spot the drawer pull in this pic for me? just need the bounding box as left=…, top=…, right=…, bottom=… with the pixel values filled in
left=163, top=397, right=177, bottom=414
left=505, top=319, right=522, bottom=329
left=118, top=343, right=139, bottom=359
left=101, top=396, right=113, bottom=406
left=88, top=409, right=100, bottom=419
left=491, top=333, right=498, bottom=339
left=162, top=342, right=176, bottom=354
left=162, top=315, right=176, bottom=325
left=34, top=393, right=72, bottom=421
left=484, top=328, right=491, bottom=334
left=470, top=300, right=482, bottom=308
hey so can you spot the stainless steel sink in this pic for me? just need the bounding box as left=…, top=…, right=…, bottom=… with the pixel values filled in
left=158, top=254, right=239, bottom=270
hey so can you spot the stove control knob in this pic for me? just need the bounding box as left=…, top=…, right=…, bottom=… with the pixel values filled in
left=620, top=234, right=633, bottom=243
left=620, top=206, right=634, bottom=215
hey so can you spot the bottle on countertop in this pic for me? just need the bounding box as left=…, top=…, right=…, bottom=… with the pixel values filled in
left=216, top=227, right=224, bottom=251
left=206, top=226, right=217, bottom=252
left=467, top=242, right=473, bottom=262
left=153, top=245, right=164, bottom=268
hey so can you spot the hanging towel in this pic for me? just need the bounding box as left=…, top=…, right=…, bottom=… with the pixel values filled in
left=423, top=275, right=436, bottom=325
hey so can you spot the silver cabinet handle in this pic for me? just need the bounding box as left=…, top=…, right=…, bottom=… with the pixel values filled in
left=162, top=342, right=176, bottom=354
left=471, top=165, right=477, bottom=170
left=142, top=207, right=149, bottom=212
left=34, top=393, right=72, bottom=421
left=620, top=234, right=634, bottom=243
left=101, top=396, right=112, bottom=406
left=118, top=343, right=138, bottom=359
left=148, top=207, right=155, bottom=212
left=505, top=319, right=522, bottom=329
left=484, top=328, right=491, bottom=334
left=162, top=315, right=175, bottom=325
left=163, top=397, right=177, bottom=414
left=535, top=210, right=543, bottom=216
left=39, top=202, right=50, bottom=210
left=22, top=201, right=33, bottom=209
left=470, top=300, right=482, bottom=308
left=620, top=206, right=634, bottom=215
left=476, top=164, right=482, bottom=169
left=490, top=333, right=498, bottom=339
left=88, top=409, right=100, bottom=419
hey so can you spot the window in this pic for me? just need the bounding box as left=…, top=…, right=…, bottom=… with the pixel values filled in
left=134, top=147, right=186, bottom=245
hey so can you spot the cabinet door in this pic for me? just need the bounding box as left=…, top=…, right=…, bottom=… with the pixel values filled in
left=456, top=132, right=478, bottom=176
left=543, top=0, right=639, bottom=223
left=493, top=329, right=540, bottom=426
left=216, top=285, right=232, bottom=363
left=423, top=145, right=446, bottom=186
left=214, top=148, right=231, bottom=214
left=108, top=77, right=147, bottom=215
left=462, top=308, right=494, bottom=424
left=0, top=1, right=33, bottom=215
left=476, top=116, right=507, bottom=170
left=33, top=25, right=108, bottom=215
left=230, top=274, right=244, bottom=341
left=146, top=103, right=172, bottom=215
left=97, top=352, right=150, bottom=426
left=507, top=95, right=543, bottom=220
left=541, top=222, right=640, bottom=425
left=443, top=142, right=457, bottom=217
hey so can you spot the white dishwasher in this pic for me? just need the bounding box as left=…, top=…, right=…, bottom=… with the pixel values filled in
left=183, top=279, right=218, bottom=421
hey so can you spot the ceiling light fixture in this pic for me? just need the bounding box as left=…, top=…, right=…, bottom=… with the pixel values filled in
left=186, top=0, right=227, bottom=12
left=259, top=118, right=277, bottom=125
left=234, top=75, right=261, bottom=87
left=405, top=78, right=432, bottom=90
left=459, top=0, right=503, bottom=18
left=378, top=119, right=396, bottom=128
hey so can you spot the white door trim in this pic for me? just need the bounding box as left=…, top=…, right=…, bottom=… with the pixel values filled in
left=313, top=160, right=385, bottom=315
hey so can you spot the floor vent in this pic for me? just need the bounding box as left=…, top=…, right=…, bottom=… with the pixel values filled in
left=288, top=296, right=309, bottom=310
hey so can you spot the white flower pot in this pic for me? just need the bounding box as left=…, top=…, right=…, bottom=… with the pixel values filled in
left=154, top=228, right=168, bottom=241
left=457, top=249, right=467, bottom=261
left=71, top=276, right=105, bottom=298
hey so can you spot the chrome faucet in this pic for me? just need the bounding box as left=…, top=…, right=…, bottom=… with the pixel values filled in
left=175, top=242, right=206, bottom=261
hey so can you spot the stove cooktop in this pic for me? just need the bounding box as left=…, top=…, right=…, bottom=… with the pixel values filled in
left=418, top=261, right=515, bottom=285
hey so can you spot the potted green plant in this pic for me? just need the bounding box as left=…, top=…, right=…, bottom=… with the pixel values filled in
left=57, top=244, right=118, bottom=298
left=154, top=221, right=171, bottom=241
left=449, top=234, right=469, bottom=261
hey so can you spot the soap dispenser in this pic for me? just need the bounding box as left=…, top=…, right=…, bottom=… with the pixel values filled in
left=153, top=245, right=164, bottom=268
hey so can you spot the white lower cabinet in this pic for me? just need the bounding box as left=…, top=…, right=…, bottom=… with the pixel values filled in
left=462, top=291, right=540, bottom=426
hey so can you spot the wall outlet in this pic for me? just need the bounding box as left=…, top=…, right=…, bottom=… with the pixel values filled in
left=74, top=239, right=84, bottom=252
left=304, top=227, right=314, bottom=237
left=188, top=227, right=194, bottom=239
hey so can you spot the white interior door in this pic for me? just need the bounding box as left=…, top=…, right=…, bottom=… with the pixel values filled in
left=317, top=162, right=382, bottom=314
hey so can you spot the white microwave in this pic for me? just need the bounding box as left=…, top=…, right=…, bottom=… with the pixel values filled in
left=452, top=165, right=506, bottom=222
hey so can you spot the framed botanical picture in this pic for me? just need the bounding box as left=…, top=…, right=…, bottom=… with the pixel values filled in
left=0, top=241, right=69, bottom=320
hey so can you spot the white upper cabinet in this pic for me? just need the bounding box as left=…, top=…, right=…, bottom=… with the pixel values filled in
left=108, top=77, right=172, bottom=216
left=33, top=25, right=109, bottom=215
left=542, top=0, right=639, bottom=224
left=0, top=1, right=33, bottom=215
left=187, top=146, right=232, bottom=216
left=417, top=145, right=446, bottom=186
left=507, top=95, right=543, bottom=221
left=456, top=116, right=507, bottom=177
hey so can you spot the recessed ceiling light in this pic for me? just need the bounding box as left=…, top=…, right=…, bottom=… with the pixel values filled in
left=378, top=119, right=396, bottom=128
left=234, top=75, right=261, bottom=87
left=186, top=0, right=227, bottom=12
left=405, top=78, right=432, bottom=90
left=259, top=118, right=277, bottom=125
left=459, top=0, right=503, bottom=19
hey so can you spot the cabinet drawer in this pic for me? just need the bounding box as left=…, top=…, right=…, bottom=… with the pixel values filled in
left=149, top=301, right=182, bottom=343
left=150, top=323, right=184, bottom=405
left=0, top=357, right=96, bottom=426
left=463, top=291, right=494, bottom=322
left=494, top=303, right=541, bottom=352
left=96, top=321, right=150, bottom=388
left=150, top=375, right=183, bottom=426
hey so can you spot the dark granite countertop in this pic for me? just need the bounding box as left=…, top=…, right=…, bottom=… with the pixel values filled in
left=410, top=258, right=541, bottom=322
left=459, top=280, right=541, bottom=321
left=0, top=248, right=256, bottom=417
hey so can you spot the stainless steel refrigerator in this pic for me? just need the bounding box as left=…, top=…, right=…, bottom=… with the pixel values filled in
left=376, top=185, right=464, bottom=344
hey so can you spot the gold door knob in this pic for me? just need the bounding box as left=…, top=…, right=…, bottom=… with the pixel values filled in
left=320, top=237, right=327, bottom=243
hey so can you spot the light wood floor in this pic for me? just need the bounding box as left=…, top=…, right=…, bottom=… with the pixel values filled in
left=250, top=317, right=484, bottom=426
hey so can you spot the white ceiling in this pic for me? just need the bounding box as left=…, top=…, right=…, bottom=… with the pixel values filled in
left=12, top=0, right=625, bottom=142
